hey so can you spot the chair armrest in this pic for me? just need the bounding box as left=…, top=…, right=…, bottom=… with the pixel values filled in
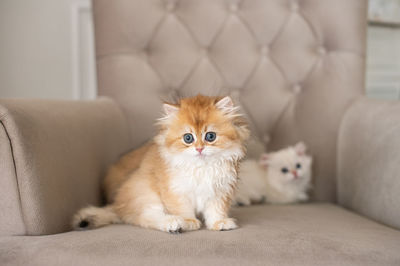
left=0, top=97, right=131, bottom=235
left=337, top=97, right=400, bottom=229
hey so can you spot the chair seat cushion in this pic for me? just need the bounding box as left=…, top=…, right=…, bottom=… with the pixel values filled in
left=1, top=203, right=399, bottom=265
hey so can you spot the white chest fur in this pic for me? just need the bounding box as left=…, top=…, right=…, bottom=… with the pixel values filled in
left=168, top=158, right=237, bottom=214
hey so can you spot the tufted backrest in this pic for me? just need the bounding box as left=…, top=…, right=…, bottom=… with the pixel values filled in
left=93, top=0, right=367, bottom=202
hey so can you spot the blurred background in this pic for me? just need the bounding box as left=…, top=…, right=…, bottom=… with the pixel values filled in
left=0, top=0, right=399, bottom=100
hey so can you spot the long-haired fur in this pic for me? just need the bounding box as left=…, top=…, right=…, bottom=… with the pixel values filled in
left=72, top=95, right=249, bottom=233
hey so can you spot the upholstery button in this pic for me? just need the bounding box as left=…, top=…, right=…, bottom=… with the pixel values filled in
left=139, top=51, right=148, bottom=61
left=291, top=1, right=299, bottom=12
left=229, top=3, right=238, bottom=12
left=292, top=84, right=302, bottom=94
left=200, top=48, right=208, bottom=57
left=166, top=2, right=176, bottom=12
left=317, top=46, right=327, bottom=55
left=143, top=46, right=152, bottom=57
left=260, top=45, right=269, bottom=56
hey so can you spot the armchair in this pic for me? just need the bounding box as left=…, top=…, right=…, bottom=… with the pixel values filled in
left=1, top=0, right=400, bottom=265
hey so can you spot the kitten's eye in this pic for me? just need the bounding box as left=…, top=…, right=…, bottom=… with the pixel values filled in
left=183, top=133, right=194, bottom=144
left=296, top=163, right=302, bottom=169
left=281, top=167, right=289, bottom=174
left=205, top=132, right=217, bottom=142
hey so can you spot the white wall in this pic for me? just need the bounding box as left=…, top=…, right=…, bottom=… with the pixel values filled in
left=367, top=0, right=400, bottom=100
left=0, top=0, right=96, bottom=99
left=366, top=25, right=400, bottom=100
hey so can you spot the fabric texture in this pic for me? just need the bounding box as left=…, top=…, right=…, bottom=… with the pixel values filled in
left=93, top=0, right=367, bottom=202
left=0, top=98, right=132, bottom=235
left=1, top=204, right=400, bottom=266
left=2, top=0, right=400, bottom=264
left=338, top=97, right=400, bottom=230
left=0, top=122, right=25, bottom=236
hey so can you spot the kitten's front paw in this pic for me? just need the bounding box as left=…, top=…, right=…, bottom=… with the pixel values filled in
left=162, top=215, right=185, bottom=234
left=235, top=198, right=251, bottom=207
left=298, top=193, right=309, bottom=202
left=183, top=218, right=202, bottom=231
left=209, top=218, right=238, bottom=231
left=234, top=194, right=251, bottom=206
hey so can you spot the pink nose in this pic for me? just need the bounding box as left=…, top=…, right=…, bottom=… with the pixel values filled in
left=196, top=147, right=204, bottom=154
left=292, top=170, right=298, bottom=178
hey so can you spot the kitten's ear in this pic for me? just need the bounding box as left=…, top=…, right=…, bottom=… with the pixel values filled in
left=157, top=103, right=179, bottom=126
left=216, top=96, right=235, bottom=113
left=259, top=153, right=270, bottom=168
left=294, top=142, right=307, bottom=155
left=162, top=103, right=179, bottom=117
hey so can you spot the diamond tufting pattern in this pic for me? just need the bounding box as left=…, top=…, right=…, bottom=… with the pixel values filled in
left=93, top=0, right=367, bottom=201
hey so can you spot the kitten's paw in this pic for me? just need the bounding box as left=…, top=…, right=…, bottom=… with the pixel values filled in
left=161, top=216, right=185, bottom=234
left=183, top=218, right=201, bottom=231
left=234, top=195, right=251, bottom=206
left=209, top=218, right=238, bottom=231
left=298, top=193, right=309, bottom=202
left=235, top=198, right=251, bottom=207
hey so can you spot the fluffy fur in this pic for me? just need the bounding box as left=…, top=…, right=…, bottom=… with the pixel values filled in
left=235, top=142, right=312, bottom=205
left=72, top=95, right=249, bottom=233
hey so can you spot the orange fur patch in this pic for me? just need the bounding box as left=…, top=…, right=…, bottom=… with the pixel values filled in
left=103, top=141, right=152, bottom=202
left=101, top=95, right=248, bottom=232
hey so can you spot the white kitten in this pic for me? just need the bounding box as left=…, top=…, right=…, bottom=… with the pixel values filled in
left=235, top=142, right=312, bottom=205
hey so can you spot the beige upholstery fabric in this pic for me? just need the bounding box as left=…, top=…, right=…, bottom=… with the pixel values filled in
left=2, top=0, right=399, bottom=264
left=94, top=0, right=367, bottom=201
left=338, top=97, right=400, bottom=230
left=1, top=204, right=400, bottom=266
left=0, top=122, right=25, bottom=236
left=0, top=98, right=132, bottom=235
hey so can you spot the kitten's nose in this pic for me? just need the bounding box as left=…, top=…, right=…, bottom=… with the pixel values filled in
left=292, top=170, right=298, bottom=178
left=196, top=147, right=204, bottom=154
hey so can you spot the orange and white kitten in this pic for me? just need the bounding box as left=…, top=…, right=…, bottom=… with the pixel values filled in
left=73, top=95, right=249, bottom=233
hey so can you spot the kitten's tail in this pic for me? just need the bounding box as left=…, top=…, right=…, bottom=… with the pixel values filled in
left=72, top=205, right=120, bottom=230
